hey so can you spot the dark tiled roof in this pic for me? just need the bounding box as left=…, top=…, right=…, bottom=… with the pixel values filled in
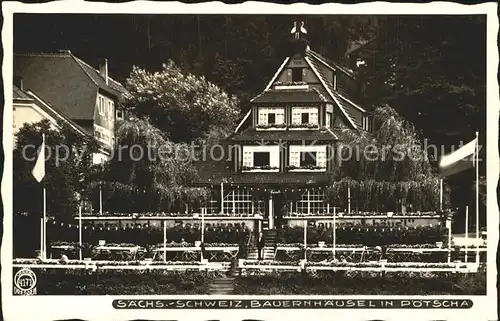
left=230, top=127, right=338, bottom=142
left=73, top=56, right=129, bottom=99
left=195, top=164, right=333, bottom=186
left=304, top=49, right=359, bottom=129
left=13, top=85, right=89, bottom=137
left=14, top=52, right=129, bottom=120
left=251, top=87, right=329, bottom=104
left=13, top=85, right=33, bottom=100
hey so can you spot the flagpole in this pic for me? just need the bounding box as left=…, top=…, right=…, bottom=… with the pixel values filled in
left=43, top=185, right=47, bottom=260
left=439, top=179, right=443, bottom=211
left=465, top=206, right=469, bottom=263
left=79, top=205, right=83, bottom=260
left=333, top=206, right=336, bottom=259
left=220, top=182, right=224, bottom=214
left=475, top=131, right=479, bottom=264
left=163, top=220, right=167, bottom=263
left=347, top=186, right=351, bottom=214
left=99, top=184, right=103, bottom=215
left=304, top=219, right=307, bottom=261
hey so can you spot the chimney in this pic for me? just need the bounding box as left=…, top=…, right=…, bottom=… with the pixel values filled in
left=99, top=58, right=109, bottom=85
left=14, top=75, right=23, bottom=90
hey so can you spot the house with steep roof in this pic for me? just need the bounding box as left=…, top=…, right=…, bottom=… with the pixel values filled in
left=13, top=81, right=89, bottom=141
left=194, top=23, right=374, bottom=230
left=14, top=50, right=129, bottom=164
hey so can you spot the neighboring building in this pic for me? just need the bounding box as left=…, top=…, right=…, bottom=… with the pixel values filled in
left=13, top=50, right=129, bottom=164
left=13, top=81, right=88, bottom=142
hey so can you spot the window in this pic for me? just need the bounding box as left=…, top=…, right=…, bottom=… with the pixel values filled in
left=116, top=110, right=124, bottom=120
left=326, top=112, right=332, bottom=127
left=292, top=68, right=303, bottom=82
left=267, top=113, right=276, bottom=124
left=258, top=107, right=284, bottom=126
left=253, top=152, right=270, bottom=167
left=98, top=96, right=105, bottom=116
left=108, top=101, right=112, bottom=115
left=294, top=190, right=330, bottom=214
left=292, top=107, right=318, bottom=125
left=222, top=189, right=265, bottom=214
left=300, top=151, right=317, bottom=167
left=289, top=145, right=327, bottom=169
left=301, top=113, right=309, bottom=124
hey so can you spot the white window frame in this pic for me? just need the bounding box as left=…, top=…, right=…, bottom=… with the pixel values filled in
left=291, top=106, right=319, bottom=128
left=294, top=190, right=330, bottom=215
left=257, top=107, right=285, bottom=129
left=222, top=189, right=265, bottom=215
left=242, top=145, right=280, bottom=172
left=326, top=112, right=332, bottom=127
left=288, top=145, right=327, bottom=171
left=98, top=96, right=105, bottom=116
left=116, top=110, right=124, bottom=120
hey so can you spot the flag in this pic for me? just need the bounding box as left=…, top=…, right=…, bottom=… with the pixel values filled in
left=439, top=138, right=477, bottom=177
left=32, top=134, right=46, bottom=183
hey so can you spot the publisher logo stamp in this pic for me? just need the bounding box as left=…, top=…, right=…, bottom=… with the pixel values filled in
left=14, top=268, right=37, bottom=295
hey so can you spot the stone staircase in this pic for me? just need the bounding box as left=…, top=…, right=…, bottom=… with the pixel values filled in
left=247, top=246, right=275, bottom=260
left=209, top=276, right=235, bottom=295
left=262, top=229, right=278, bottom=247
left=245, top=229, right=278, bottom=260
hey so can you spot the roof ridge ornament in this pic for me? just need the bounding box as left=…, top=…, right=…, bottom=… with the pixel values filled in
left=290, top=21, right=307, bottom=39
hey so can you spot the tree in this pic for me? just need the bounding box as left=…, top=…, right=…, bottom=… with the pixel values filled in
left=13, top=119, right=98, bottom=220
left=356, top=16, right=486, bottom=149
left=327, top=105, right=449, bottom=211
left=91, top=118, right=210, bottom=213
left=124, top=60, right=240, bottom=143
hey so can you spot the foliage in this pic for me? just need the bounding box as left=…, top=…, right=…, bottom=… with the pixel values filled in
left=329, top=105, right=450, bottom=210
left=356, top=16, right=485, bottom=150
left=124, top=60, right=240, bottom=143
left=90, top=118, right=210, bottom=213
left=233, top=272, right=486, bottom=295
left=13, top=120, right=99, bottom=220
left=277, top=225, right=447, bottom=246
left=27, top=269, right=213, bottom=295
left=45, top=221, right=249, bottom=247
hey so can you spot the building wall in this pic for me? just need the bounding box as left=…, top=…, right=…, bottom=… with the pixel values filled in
left=13, top=102, right=58, bottom=135
left=93, top=92, right=116, bottom=149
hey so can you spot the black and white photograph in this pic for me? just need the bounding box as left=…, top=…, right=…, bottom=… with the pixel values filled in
left=2, top=2, right=498, bottom=321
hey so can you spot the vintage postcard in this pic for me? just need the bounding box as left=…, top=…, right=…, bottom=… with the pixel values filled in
left=1, top=2, right=498, bottom=321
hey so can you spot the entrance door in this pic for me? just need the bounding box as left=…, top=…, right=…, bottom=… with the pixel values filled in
left=272, top=193, right=286, bottom=229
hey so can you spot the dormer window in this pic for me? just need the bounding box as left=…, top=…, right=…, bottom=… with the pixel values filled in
left=292, top=68, right=303, bottom=82
left=258, top=107, right=285, bottom=128
left=291, top=106, right=318, bottom=128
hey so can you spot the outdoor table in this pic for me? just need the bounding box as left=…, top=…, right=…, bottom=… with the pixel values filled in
left=94, top=245, right=144, bottom=260
left=307, top=247, right=367, bottom=262
left=205, top=246, right=239, bottom=261
left=153, top=247, right=201, bottom=261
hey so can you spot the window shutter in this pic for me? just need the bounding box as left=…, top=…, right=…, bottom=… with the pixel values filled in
left=259, top=110, right=268, bottom=125
left=292, top=110, right=301, bottom=124
left=243, top=151, right=253, bottom=167
left=276, top=112, right=284, bottom=124
left=290, top=151, right=299, bottom=167
left=317, top=151, right=326, bottom=168
left=310, top=112, right=318, bottom=124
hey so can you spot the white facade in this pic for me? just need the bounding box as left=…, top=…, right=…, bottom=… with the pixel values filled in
left=242, top=145, right=280, bottom=171
left=289, top=144, right=327, bottom=170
